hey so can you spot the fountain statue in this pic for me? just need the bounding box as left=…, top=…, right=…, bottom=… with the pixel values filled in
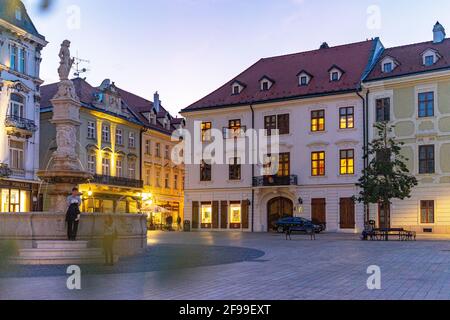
left=37, top=40, right=93, bottom=213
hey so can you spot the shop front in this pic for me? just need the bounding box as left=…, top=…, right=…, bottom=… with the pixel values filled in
left=0, top=179, right=38, bottom=213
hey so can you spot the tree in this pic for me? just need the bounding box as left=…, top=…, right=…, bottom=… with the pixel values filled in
left=356, top=122, right=418, bottom=225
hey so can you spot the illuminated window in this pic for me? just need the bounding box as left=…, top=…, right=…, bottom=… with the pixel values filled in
left=201, top=204, right=212, bottom=224
left=339, top=107, right=354, bottom=129
left=340, top=149, right=355, bottom=175
left=229, top=203, right=242, bottom=224
left=201, top=122, right=212, bottom=142
left=311, top=110, right=325, bottom=132
left=311, top=151, right=326, bottom=176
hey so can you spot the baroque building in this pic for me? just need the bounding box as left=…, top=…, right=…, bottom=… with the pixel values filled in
left=181, top=39, right=383, bottom=233
left=0, top=0, right=47, bottom=212
left=364, top=22, right=450, bottom=234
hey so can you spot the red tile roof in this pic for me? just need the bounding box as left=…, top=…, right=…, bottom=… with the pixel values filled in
left=366, top=38, right=450, bottom=81
left=182, top=39, right=378, bottom=112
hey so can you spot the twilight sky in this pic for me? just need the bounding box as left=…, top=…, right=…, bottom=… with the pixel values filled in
left=23, top=0, right=450, bottom=116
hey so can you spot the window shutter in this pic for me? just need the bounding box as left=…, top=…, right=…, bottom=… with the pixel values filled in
left=212, top=201, right=219, bottom=229
left=242, top=200, right=250, bottom=229
left=192, top=202, right=199, bottom=229
left=221, top=201, right=228, bottom=229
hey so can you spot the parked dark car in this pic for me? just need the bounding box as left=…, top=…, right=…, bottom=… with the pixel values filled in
left=274, top=217, right=325, bottom=234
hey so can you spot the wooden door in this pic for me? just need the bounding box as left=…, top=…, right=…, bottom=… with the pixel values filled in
left=192, top=201, right=199, bottom=229
left=340, top=198, right=355, bottom=229
left=311, top=198, right=326, bottom=226
left=267, top=197, right=293, bottom=232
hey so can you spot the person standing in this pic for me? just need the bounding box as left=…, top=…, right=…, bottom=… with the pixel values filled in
left=66, top=187, right=82, bottom=241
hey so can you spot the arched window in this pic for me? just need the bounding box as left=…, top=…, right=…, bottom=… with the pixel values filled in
left=9, top=94, right=25, bottom=118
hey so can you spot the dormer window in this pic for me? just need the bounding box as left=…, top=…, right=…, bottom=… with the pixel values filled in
left=259, top=76, right=274, bottom=91
left=383, top=62, right=393, bottom=73
left=297, top=71, right=312, bottom=86
left=421, top=49, right=441, bottom=66
left=231, top=81, right=245, bottom=95
left=380, top=56, right=398, bottom=73
left=328, top=66, right=343, bottom=82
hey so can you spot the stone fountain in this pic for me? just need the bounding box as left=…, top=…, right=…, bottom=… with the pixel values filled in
left=37, top=40, right=92, bottom=212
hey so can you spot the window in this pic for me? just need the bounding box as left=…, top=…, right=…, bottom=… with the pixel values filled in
left=201, top=204, right=212, bottom=224
left=340, top=149, right=355, bottom=175
left=165, top=173, right=170, bottom=189
left=102, top=125, right=110, bottom=143
left=311, top=151, right=326, bottom=176
left=229, top=157, right=241, bottom=181
left=174, top=174, right=178, bottom=189
left=376, top=98, right=391, bottom=122
left=311, top=110, right=325, bottom=132
left=156, top=170, right=161, bottom=187
left=18, top=48, right=25, bottom=74
left=339, top=107, right=354, bottom=129
left=383, top=62, right=393, bottom=73
left=15, top=9, right=22, bottom=20
left=102, top=157, right=110, bottom=176
left=9, top=94, right=24, bottom=118
left=128, top=160, right=136, bottom=179
left=232, top=85, right=240, bottom=95
left=145, top=168, right=151, bottom=186
left=425, top=55, right=434, bottom=66
left=145, top=140, right=151, bottom=155
left=87, top=154, right=96, bottom=174
left=9, top=140, right=24, bottom=171
left=229, top=203, right=242, bottom=224
left=200, top=160, right=212, bottom=181
left=87, top=122, right=96, bottom=139
left=9, top=45, right=17, bottom=71
left=225, top=119, right=244, bottom=138
left=155, top=143, right=161, bottom=157
left=165, top=145, right=170, bottom=159
left=115, top=128, right=123, bottom=145
left=261, top=81, right=270, bottom=91
left=300, top=76, right=309, bottom=86
left=116, top=158, right=123, bottom=177
left=418, top=92, right=434, bottom=118
left=421, top=200, right=435, bottom=224
left=331, top=72, right=339, bottom=81
left=129, top=132, right=136, bottom=148
left=278, top=153, right=290, bottom=177
left=201, top=122, right=212, bottom=142
left=264, top=114, right=290, bottom=135
left=419, top=145, right=435, bottom=174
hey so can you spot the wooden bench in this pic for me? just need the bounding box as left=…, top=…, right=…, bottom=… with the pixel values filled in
left=286, top=227, right=316, bottom=240
left=368, top=228, right=416, bottom=241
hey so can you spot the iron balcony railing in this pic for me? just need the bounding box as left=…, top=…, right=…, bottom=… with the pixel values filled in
left=5, top=115, right=38, bottom=133
left=92, top=174, right=144, bottom=189
left=0, top=164, right=12, bottom=178
left=253, top=175, right=298, bottom=187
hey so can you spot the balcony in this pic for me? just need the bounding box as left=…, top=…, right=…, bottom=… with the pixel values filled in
left=253, top=175, right=298, bottom=187
left=5, top=115, right=38, bottom=138
left=92, top=174, right=144, bottom=189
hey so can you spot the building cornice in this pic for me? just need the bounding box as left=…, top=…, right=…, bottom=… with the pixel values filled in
left=0, top=19, right=48, bottom=47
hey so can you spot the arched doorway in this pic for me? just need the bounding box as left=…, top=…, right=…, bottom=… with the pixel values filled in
left=267, top=197, right=293, bottom=232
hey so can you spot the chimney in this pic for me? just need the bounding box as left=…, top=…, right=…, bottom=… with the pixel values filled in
left=154, top=91, right=160, bottom=113
left=433, top=21, right=446, bottom=44
left=319, top=42, right=329, bottom=49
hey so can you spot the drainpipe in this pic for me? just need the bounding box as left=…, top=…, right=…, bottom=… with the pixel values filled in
left=250, top=104, right=255, bottom=233
left=356, top=88, right=370, bottom=224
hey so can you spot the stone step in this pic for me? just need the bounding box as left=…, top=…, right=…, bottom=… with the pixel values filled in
left=35, top=241, right=89, bottom=250
left=11, top=256, right=108, bottom=266
left=19, top=248, right=103, bottom=258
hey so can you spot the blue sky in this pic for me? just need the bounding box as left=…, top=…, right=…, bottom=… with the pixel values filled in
left=23, top=0, right=450, bottom=116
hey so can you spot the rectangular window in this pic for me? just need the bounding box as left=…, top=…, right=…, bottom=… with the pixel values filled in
left=421, top=200, right=435, bottom=224
left=155, top=143, right=161, bottom=157
left=229, top=157, right=241, bottom=181
left=145, top=140, right=151, bottom=155
left=156, top=170, right=161, bottom=187
left=311, top=110, right=325, bottom=132
left=201, top=204, right=212, bottom=224
left=116, top=159, right=123, bottom=177
left=201, top=122, right=212, bottom=142
left=128, top=160, right=136, bottom=179
left=102, top=158, right=110, bottom=176
left=225, top=119, right=245, bottom=138
left=331, top=72, right=339, bottom=81
left=418, top=92, right=434, bottom=118
left=87, top=154, right=96, bottom=174
left=9, top=94, right=24, bottom=118
left=278, top=153, right=290, bottom=177
left=200, top=160, right=212, bottom=182
left=419, top=145, right=435, bottom=174
left=339, top=107, right=354, bottom=129
left=300, top=76, right=308, bottom=86
left=115, top=128, right=123, bottom=145
left=87, top=122, right=96, bottom=139
left=311, top=151, right=326, bottom=176
left=18, top=48, right=25, bottom=74
left=229, top=203, right=242, bottom=224
left=128, top=132, right=136, bottom=148
left=340, top=149, right=355, bottom=175
left=102, top=125, right=110, bottom=143
left=383, top=62, right=392, bottom=73
left=165, top=173, right=170, bottom=189
left=165, top=145, right=170, bottom=159
left=10, top=45, right=17, bottom=71
left=264, top=114, right=289, bottom=135
left=145, top=168, right=151, bottom=186
left=425, top=56, right=434, bottom=66
left=376, top=98, right=391, bottom=122
left=174, top=174, right=178, bottom=189
left=9, top=140, right=24, bottom=171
